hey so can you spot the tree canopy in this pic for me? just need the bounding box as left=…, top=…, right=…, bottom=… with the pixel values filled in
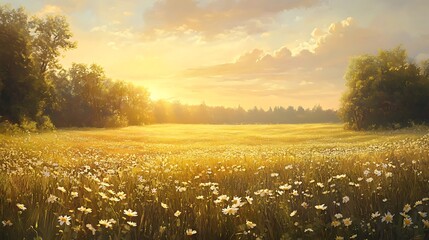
left=339, top=46, right=429, bottom=130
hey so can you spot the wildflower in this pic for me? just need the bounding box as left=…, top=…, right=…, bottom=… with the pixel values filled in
left=343, top=218, right=352, bottom=227
left=47, top=194, right=58, bottom=203
left=334, top=213, right=343, bottom=219
left=58, top=215, right=71, bottom=226
left=78, top=206, right=92, bottom=214
left=196, top=195, right=204, bottom=200
left=279, top=184, right=292, bottom=190
left=403, top=217, right=413, bottom=227
left=336, top=236, right=344, bottom=240
left=245, top=196, right=253, bottom=204
left=124, top=209, right=138, bottom=217
left=246, top=220, right=256, bottom=229
left=232, top=197, right=245, bottom=207
left=371, top=211, right=381, bottom=219
left=304, top=228, right=314, bottom=232
left=2, top=220, right=12, bottom=226
left=423, top=219, right=429, bottom=228
left=290, top=210, right=297, bottom=217
left=117, top=192, right=126, bottom=200
left=403, top=204, right=411, bottom=213
left=331, top=220, right=341, bottom=227
left=222, top=205, right=239, bottom=215
left=301, top=202, right=309, bottom=209
left=382, top=212, right=394, bottom=223
left=84, top=186, right=92, bottom=192
left=99, top=219, right=112, bottom=228
left=342, top=196, right=350, bottom=203
left=16, top=203, right=26, bottom=211
left=109, top=197, right=120, bottom=202
left=374, top=169, right=382, bottom=176
left=57, top=186, right=66, bottom=193
left=254, top=189, right=273, bottom=197
left=86, top=224, right=96, bottom=235
left=366, top=178, right=373, bottom=183
left=161, top=203, right=168, bottom=209
left=350, top=234, right=358, bottom=239
left=217, top=195, right=229, bottom=202
left=98, top=192, right=108, bottom=199
left=271, top=173, right=279, bottom=177
left=186, top=229, right=197, bottom=236
left=317, top=182, right=324, bottom=188
left=174, top=211, right=181, bottom=217
left=127, top=221, right=137, bottom=227
left=291, top=190, right=299, bottom=196
left=315, top=204, right=327, bottom=210
left=71, top=192, right=78, bottom=198
left=418, top=211, right=427, bottom=218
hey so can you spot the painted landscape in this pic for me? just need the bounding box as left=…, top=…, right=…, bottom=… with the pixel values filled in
left=1, top=1, right=429, bottom=239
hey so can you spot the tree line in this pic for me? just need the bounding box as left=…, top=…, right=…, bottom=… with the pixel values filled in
left=0, top=5, right=339, bottom=131
left=152, top=101, right=339, bottom=124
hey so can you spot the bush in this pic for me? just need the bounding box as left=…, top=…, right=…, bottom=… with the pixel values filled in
left=104, top=113, right=128, bottom=128
left=37, top=115, right=55, bottom=131
left=0, top=120, right=22, bottom=134
left=19, top=117, right=38, bottom=133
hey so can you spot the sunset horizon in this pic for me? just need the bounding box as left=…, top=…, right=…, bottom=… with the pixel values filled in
left=4, top=0, right=429, bottom=109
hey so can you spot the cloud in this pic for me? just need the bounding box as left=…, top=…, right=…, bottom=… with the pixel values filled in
left=143, top=0, right=321, bottom=38
left=180, top=16, right=429, bottom=108
left=36, top=4, right=63, bottom=16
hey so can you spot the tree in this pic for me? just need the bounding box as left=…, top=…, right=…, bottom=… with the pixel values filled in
left=339, top=46, right=429, bottom=130
left=31, top=15, right=76, bottom=75
left=0, top=6, right=42, bottom=122
left=0, top=5, right=76, bottom=125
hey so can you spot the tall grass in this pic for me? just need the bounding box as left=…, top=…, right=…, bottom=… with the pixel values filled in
left=0, top=124, right=428, bottom=239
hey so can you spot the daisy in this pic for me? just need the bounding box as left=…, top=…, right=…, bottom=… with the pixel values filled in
left=222, top=205, right=239, bottom=215
left=186, top=229, right=197, bottom=236
left=58, top=215, right=71, bottom=226
left=127, top=221, right=137, bottom=227
left=343, top=218, right=352, bottom=227
left=403, top=217, right=413, bottom=227
left=174, top=210, right=181, bottom=217
left=99, top=219, right=112, bottom=228
left=123, top=209, right=138, bottom=217
left=246, top=220, right=256, bottom=229
left=315, top=204, right=327, bottom=210
left=381, top=212, right=394, bottom=224
left=16, top=203, right=26, bottom=211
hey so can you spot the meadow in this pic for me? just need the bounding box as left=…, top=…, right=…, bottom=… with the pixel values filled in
left=1, top=124, right=429, bottom=240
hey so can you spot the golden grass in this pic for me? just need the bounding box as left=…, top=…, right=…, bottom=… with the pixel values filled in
left=0, top=124, right=428, bottom=240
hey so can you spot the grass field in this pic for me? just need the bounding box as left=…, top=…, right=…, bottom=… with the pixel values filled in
left=1, top=124, right=429, bottom=240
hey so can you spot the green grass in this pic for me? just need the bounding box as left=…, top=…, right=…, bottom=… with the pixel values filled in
left=1, top=124, right=429, bottom=240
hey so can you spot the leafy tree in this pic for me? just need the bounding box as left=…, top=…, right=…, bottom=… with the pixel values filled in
left=0, top=6, right=41, bottom=123
left=339, top=46, right=429, bottom=130
left=0, top=5, right=75, bottom=125
left=30, top=15, right=76, bottom=75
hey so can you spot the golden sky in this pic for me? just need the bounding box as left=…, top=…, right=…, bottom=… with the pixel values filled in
left=5, top=0, right=429, bottom=109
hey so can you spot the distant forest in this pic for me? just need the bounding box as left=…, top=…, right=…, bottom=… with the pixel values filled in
left=152, top=102, right=339, bottom=124
left=0, top=5, right=339, bottom=131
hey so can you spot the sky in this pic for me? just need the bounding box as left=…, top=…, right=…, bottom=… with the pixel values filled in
left=4, top=0, right=429, bottom=109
